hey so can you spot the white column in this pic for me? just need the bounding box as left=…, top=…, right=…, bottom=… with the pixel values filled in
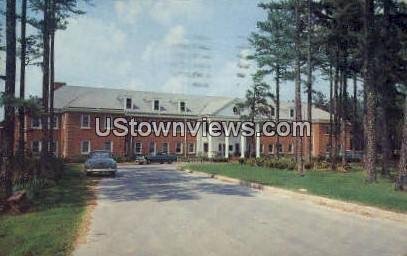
left=225, top=136, right=229, bottom=158
left=240, top=135, right=245, bottom=158
left=256, top=123, right=261, bottom=158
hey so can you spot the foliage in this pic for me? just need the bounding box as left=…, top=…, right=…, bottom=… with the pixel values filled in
left=185, top=163, right=407, bottom=212
left=0, top=164, right=95, bottom=256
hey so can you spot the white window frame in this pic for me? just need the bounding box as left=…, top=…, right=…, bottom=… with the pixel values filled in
left=188, top=143, right=195, bottom=154
left=48, top=140, right=58, bottom=155
left=49, top=116, right=58, bottom=129
left=162, top=143, right=169, bottom=154
left=81, top=114, right=91, bottom=129
left=288, top=143, right=294, bottom=153
left=175, top=142, right=183, bottom=154
left=31, top=117, right=42, bottom=129
left=149, top=142, right=156, bottom=154
left=268, top=144, right=274, bottom=154
left=290, top=109, right=295, bottom=118
left=179, top=101, right=186, bottom=112
left=134, top=142, right=143, bottom=154
left=81, top=140, right=91, bottom=155
left=125, top=97, right=132, bottom=110
left=32, top=141, right=42, bottom=153
left=104, top=141, right=113, bottom=152
left=153, top=99, right=160, bottom=111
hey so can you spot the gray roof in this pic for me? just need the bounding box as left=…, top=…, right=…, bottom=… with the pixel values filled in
left=54, top=85, right=330, bottom=121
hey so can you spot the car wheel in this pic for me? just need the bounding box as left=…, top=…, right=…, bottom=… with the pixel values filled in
left=168, top=161, right=172, bottom=164
left=86, top=172, right=91, bottom=176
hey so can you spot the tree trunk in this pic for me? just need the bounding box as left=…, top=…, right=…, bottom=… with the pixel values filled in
left=275, top=66, right=280, bottom=159
left=352, top=73, right=357, bottom=152
left=329, top=64, right=333, bottom=161
left=396, top=98, right=406, bottom=190
left=364, top=0, right=377, bottom=183
left=332, top=62, right=339, bottom=171
left=378, top=104, right=391, bottom=177
left=294, top=0, right=304, bottom=176
left=341, top=69, right=347, bottom=167
left=41, top=0, right=51, bottom=164
left=18, top=0, right=27, bottom=160
left=49, top=0, right=56, bottom=156
left=306, top=0, right=313, bottom=164
left=3, top=0, right=17, bottom=198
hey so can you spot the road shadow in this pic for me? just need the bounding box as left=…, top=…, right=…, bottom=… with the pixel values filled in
left=96, top=166, right=255, bottom=202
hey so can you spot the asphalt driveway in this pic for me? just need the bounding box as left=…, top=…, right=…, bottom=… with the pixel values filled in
left=74, top=164, right=407, bottom=256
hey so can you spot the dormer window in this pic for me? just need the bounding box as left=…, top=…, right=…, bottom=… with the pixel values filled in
left=179, top=101, right=186, bottom=112
left=125, top=97, right=132, bottom=109
left=271, top=107, right=275, bottom=116
left=290, top=109, right=295, bottom=118
left=233, top=106, right=240, bottom=115
left=153, top=100, right=160, bottom=111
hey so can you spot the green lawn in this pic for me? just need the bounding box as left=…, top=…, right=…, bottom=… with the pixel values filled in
left=185, top=163, right=407, bottom=212
left=0, top=164, right=95, bottom=256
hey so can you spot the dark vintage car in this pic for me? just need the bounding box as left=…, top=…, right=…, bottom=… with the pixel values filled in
left=84, top=150, right=117, bottom=176
left=145, top=153, right=177, bottom=164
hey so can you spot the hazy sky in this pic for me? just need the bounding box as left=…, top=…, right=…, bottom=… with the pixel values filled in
left=1, top=0, right=332, bottom=106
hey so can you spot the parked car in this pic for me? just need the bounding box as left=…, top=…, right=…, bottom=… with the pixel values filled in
left=145, top=153, right=177, bottom=164
left=84, top=150, right=117, bottom=176
left=135, top=155, right=147, bottom=165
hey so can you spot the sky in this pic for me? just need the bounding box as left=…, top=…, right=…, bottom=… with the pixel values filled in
left=1, top=0, right=332, bottom=109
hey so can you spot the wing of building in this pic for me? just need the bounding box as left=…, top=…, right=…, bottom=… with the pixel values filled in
left=20, top=83, right=351, bottom=160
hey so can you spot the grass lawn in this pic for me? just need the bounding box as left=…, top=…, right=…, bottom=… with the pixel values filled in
left=0, top=164, right=95, bottom=256
left=185, top=163, right=407, bottom=213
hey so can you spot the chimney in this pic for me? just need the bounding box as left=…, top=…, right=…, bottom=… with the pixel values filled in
left=54, top=82, right=66, bottom=90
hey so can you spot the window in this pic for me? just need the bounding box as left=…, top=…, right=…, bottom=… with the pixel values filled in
left=235, top=143, right=240, bottom=153
left=271, top=107, right=275, bottom=116
left=268, top=144, right=274, bottom=154
left=179, top=101, right=186, bottom=112
left=277, top=144, right=283, bottom=153
left=188, top=143, right=195, bottom=154
left=229, top=145, right=233, bottom=151
left=203, top=143, right=209, bottom=153
left=153, top=100, right=160, bottom=111
left=81, top=140, right=91, bottom=155
left=134, top=142, right=142, bottom=154
left=32, top=117, right=41, bottom=128
left=149, top=142, right=156, bottom=154
left=50, top=116, right=58, bottom=129
left=288, top=144, right=293, bottom=153
left=32, top=141, right=41, bottom=153
left=162, top=143, right=169, bottom=154
left=175, top=142, right=182, bottom=154
left=49, top=141, right=58, bottom=155
left=233, top=106, right=240, bottom=115
left=260, top=144, right=264, bottom=154
left=104, top=141, right=113, bottom=152
left=290, top=109, right=295, bottom=118
left=81, top=114, right=90, bottom=128
left=126, top=97, right=132, bottom=109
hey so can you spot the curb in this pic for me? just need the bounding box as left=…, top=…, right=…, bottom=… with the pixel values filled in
left=180, top=168, right=407, bottom=224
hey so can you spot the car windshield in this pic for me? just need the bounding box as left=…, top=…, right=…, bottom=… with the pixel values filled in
left=91, top=152, right=111, bottom=159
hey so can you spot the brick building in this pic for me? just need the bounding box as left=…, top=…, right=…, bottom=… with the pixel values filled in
left=19, top=83, right=351, bottom=160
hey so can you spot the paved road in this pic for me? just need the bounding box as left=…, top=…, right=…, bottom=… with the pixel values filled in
left=74, top=164, right=407, bottom=256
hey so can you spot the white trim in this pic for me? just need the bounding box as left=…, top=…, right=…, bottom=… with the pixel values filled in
left=81, top=114, right=91, bottom=129
left=152, top=99, right=160, bottom=111
left=32, top=140, right=42, bottom=153
left=31, top=117, right=42, bottom=129
left=188, top=143, right=195, bottom=154
left=162, top=142, right=169, bottom=154
left=125, top=97, right=132, bottom=110
left=175, top=142, right=183, bottom=154
left=134, top=142, right=143, bottom=154
left=81, top=140, right=91, bottom=155
left=104, top=140, right=113, bottom=152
